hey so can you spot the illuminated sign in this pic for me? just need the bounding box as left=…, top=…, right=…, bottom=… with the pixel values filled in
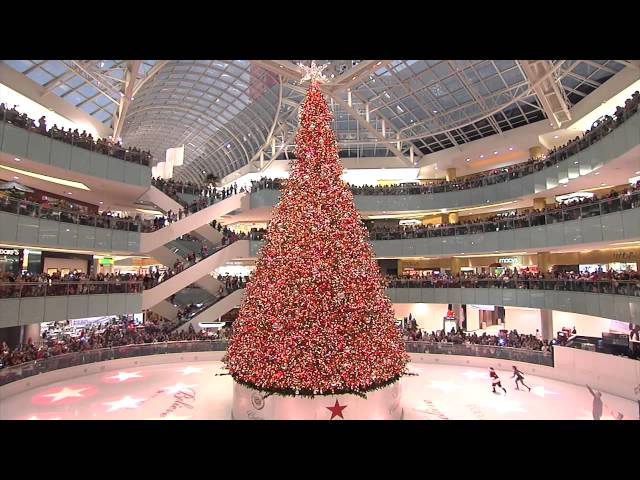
left=99, top=257, right=114, bottom=265
left=0, top=249, right=20, bottom=256
left=498, top=257, right=518, bottom=264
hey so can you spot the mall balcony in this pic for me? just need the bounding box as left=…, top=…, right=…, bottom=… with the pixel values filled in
left=248, top=189, right=640, bottom=258
left=0, top=281, right=142, bottom=328
left=248, top=106, right=640, bottom=213
left=0, top=109, right=151, bottom=188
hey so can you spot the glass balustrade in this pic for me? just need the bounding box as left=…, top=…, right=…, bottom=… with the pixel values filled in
left=0, top=107, right=152, bottom=165
left=0, top=281, right=143, bottom=299
left=0, top=340, right=553, bottom=386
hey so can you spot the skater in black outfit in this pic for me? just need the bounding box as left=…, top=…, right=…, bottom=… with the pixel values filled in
left=489, top=367, right=507, bottom=394
left=511, top=366, right=531, bottom=391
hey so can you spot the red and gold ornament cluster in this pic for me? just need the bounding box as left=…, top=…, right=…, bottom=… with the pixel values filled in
left=225, top=80, right=408, bottom=396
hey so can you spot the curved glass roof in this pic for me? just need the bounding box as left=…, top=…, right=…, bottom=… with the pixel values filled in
left=2, top=59, right=631, bottom=181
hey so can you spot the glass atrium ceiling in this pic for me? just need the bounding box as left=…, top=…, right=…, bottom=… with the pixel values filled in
left=2, top=60, right=631, bottom=182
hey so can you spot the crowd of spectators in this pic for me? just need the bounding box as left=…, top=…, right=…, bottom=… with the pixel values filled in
left=402, top=325, right=553, bottom=352
left=152, top=178, right=242, bottom=211
left=386, top=268, right=640, bottom=296
left=0, top=104, right=152, bottom=165
left=248, top=91, right=640, bottom=197
left=0, top=271, right=143, bottom=298
left=366, top=181, right=640, bottom=240
left=0, top=317, right=213, bottom=369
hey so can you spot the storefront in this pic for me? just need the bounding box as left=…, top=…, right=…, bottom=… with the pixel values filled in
left=0, top=247, right=23, bottom=276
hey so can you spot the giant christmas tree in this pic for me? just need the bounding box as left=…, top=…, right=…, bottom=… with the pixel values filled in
left=225, top=63, right=408, bottom=397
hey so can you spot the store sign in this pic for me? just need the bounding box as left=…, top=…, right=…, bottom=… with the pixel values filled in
left=498, top=257, right=517, bottom=264
left=0, top=249, right=19, bottom=256
left=99, top=257, right=114, bottom=265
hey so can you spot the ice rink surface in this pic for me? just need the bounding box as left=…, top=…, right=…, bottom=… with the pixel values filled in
left=1, top=361, right=638, bottom=420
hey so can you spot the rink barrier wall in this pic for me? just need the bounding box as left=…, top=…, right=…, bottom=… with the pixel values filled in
left=1, top=346, right=638, bottom=403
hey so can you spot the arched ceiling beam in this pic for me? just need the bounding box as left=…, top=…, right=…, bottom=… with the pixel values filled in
left=518, top=60, right=572, bottom=128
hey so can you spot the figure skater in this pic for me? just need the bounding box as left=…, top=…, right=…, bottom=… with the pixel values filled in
left=586, top=385, right=603, bottom=420
left=511, top=366, right=531, bottom=391
left=489, top=367, right=507, bottom=395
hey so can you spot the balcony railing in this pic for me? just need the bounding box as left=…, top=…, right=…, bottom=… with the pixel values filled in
left=0, top=193, right=143, bottom=232
left=387, top=278, right=640, bottom=297
left=0, top=281, right=143, bottom=299
left=403, top=341, right=554, bottom=366
left=0, top=339, right=552, bottom=386
left=0, top=107, right=152, bottom=166
left=368, top=189, right=640, bottom=240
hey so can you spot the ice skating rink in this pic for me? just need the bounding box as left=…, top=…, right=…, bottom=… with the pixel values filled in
left=1, top=361, right=637, bottom=420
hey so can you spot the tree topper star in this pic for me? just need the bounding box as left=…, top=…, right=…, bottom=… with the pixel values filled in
left=299, top=61, right=328, bottom=83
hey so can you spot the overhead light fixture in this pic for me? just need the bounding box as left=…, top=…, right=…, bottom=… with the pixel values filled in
left=636, top=171, right=640, bottom=175
left=67, top=192, right=73, bottom=195
left=494, top=151, right=498, bottom=155
left=553, top=135, right=559, bottom=139
left=0, top=165, right=90, bottom=190
left=594, top=172, right=600, bottom=175
left=433, top=110, right=438, bottom=113
left=601, top=183, right=606, bottom=186
left=99, top=201, right=104, bottom=204
left=13, top=176, right=18, bottom=179
left=465, top=158, right=470, bottom=162
left=479, top=155, right=484, bottom=158
left=376, top=61, right=382, bottom=66
left=14, top=157, right=20, bottom=162
left=574, top=161, right=579, bottom=164
left=508, top=147, right=513, bottom=151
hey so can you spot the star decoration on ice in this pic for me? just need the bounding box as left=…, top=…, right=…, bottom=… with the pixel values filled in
left=176, top=366, right=204, bottom=376
left=103, top=395, right=147, bottom=413
left=42, top=386, right=89, bottom=403
left=460, top=370, right=489, bottom=380
left=106, top=371, right=143, bottom=382
left=427, top=380, right=462, bottom=393
left=484, top=397, right=527, bottom=415
left=530, top=385, right=560, bottom=398
left=160, top=382, right=198, bottom=396
left=299, top=60, right=328, bottom=83
left=326, top=400, right=347, bottom=419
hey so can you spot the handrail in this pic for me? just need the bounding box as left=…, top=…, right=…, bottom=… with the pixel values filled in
left=249, top=101, right=639, bottom=197
left=0, top=107, right=152, bottom=166
left=367, top=189, right=640, bottom=240
left=0, top=281, right=143, bottom=298
left=0, top=339, right=552, bottom=386
left=0, top=193, right=142, bottom=232
left=386, top=279, right=640, bottom=297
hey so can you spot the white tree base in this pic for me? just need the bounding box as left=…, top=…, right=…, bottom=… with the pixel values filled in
left=231, top=379, right=403, bottom=420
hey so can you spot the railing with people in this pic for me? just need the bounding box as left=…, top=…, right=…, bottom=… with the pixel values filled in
left=250, top=91, right=640, bottom=197
left=0, top=339, right=553, bottom=386
left=367, top=188, right=640, bottom=240
left=0, top=281, right=143, bottom=299
left=387, top=277, right=640, bottom=297
left=0, top=105, right=152, bottom=165
left=0, top=193, right=143, bottom=232
left=403, top=341, right=554, bottom=366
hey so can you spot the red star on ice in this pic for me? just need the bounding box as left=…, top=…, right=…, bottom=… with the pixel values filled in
left=326, top=400, right=347, bottom=420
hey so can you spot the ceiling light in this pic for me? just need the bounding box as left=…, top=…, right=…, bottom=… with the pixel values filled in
left=479, top=155, right=484, bottom=158
left=601, top=183, right=606, bottom=186
left=67, top=192, right=72, bottom=195
left=508, top=147, right=513, bottom=151
left=594, top=172, right=600, bottom=175
left=330, top=74, right=335, bottom=78
left=99, top=201, right=104, bottom=204
left=494, top=151, right=498, bottom=155
left=562, top=184, right=567, bottom=187
left=465, top=158, right=470, bottom=162
left=635, top=171, right=640, bottom=175
left=352, top=76, right=356, bottom=80
left=553, top=135, right=559, bottom=139
left=13, top=176, right=18, bottom=179
left=227, top=144, right=231, bottom=148
left=0, top=165, right=90, bottom=190
left=432, top=110, right=438, bottom=113
left=14, top=157, right=20, bottom=162
left=376, top=61, right=382, bottom=66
